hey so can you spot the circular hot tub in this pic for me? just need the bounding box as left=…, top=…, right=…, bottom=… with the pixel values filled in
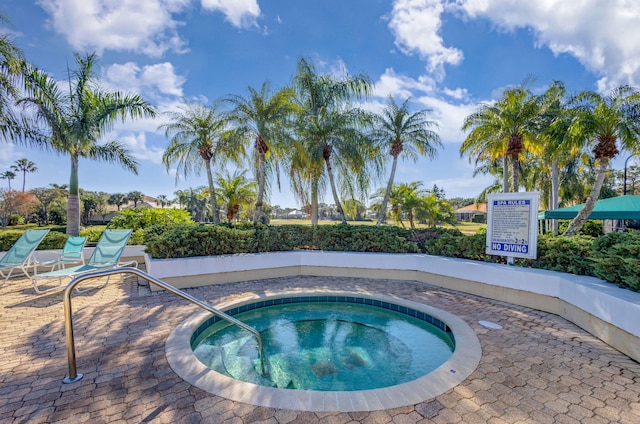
left=167, top=291, right=481, bottom=412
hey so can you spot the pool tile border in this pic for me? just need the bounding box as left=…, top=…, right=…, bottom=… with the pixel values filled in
left=190, top=295, right=452, bottom=346
left=166, top=290, right=481, bottom=412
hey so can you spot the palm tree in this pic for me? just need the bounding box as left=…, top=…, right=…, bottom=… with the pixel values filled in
left=160, top=102, right=244, bottom=224
left=225, top=82, right=297, bottom=223
left=291, top=57, right=373, bottom=224
left=0, top=170, right=15, bottom=190
left=563, top=86, right=640, bottom=236
left=183, top=186, right=209, bottom=222
left=174, top=189, right=188, bottom=208
left=0, top=14, right=24, bottom=141
left=371, top=96, right=441, bottom=226
left=10, top=158, right=37, bottom=192
left=461, top=81, right=541, bottom=192
left=107, top=192, right=128, bottom=211
left=215, top=169, right=257, bottom=222
left=127, top=190, right=144, bottom=207
left=18, top=53, right=156, bottom=235
left=156, top=194, right=171, bottom=207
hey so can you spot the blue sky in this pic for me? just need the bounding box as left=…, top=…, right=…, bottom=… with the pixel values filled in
left=2, top=0, right=639, bottom=208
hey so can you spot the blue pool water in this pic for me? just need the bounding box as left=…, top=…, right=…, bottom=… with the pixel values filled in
left=192, top=299, right=455, bottom=391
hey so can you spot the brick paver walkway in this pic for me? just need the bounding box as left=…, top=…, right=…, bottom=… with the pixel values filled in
left=1, top=271, right=639, bottom=423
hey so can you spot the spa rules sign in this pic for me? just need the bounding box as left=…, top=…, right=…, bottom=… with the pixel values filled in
left=486, top=192, right=539, bottom=260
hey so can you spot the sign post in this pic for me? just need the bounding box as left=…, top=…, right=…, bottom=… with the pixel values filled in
left=486, top=192, right=539, bottom=263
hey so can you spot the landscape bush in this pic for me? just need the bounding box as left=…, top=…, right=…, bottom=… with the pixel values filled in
left=0, top=230, right=67, bottom=251
left=144, top=224, right=420, bottom=258
left=107, top=207, right=193, bottom=231
left=530, top=234, right=594, bottom=275
left=590, top=231, right=640, bottom=291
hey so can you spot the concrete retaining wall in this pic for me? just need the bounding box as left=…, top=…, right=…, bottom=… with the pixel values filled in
left=144, top=250, right=640, bottom=362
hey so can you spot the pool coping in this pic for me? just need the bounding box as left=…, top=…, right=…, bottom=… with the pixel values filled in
left=165, top=290, right=482, bottom=412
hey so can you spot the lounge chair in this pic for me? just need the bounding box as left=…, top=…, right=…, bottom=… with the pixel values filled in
left=39, top=236, right=87, bottom=270
left=0, top=228, right=50, bottom=286
left=31, top=229, right=134, bottom=294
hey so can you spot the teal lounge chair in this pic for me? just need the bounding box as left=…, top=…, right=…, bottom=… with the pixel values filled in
left=31, top=229, right=134, bottom=294
left=40, top=236, right=87, bottom=270
left=0, top=229, right=50, bottom=286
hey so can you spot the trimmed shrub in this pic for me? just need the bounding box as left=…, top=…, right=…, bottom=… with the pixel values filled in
left=591, top=231, right=640, bottom=290
left=531, top=235, right=594, bottom=275
left=312, top=224, right=417, bottom=253
left=107, top=207, right=193, bottom=231
left=0, top=230, right=68, bottom=251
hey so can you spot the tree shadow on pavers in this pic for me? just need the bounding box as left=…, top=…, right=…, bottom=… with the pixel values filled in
left=5, top=274, right=140, bottom=309
left=5, top=281, right=209, bottom=423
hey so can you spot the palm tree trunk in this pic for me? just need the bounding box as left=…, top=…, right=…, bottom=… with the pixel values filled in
left=511, top=157, right=519, bottom=192
left=563, top=160, right=608, bottom=237
left=376, top=155, right=398, bottom=226
left=311, top=174, right=319, bottom=226
left=408, top=211, right=415, bottom=229
left=551, top=161, right=559, bottom=234
left=502, top=156, right=509, bottom=192
left=204, top=159, right=219, bottom=224
left=22, top=171, right=26, bottom=192
left=324, top=156, right=347, bottom=224
left=253, top=150, right=266, bottom=224
left=67, top=154, right=80, bottom=236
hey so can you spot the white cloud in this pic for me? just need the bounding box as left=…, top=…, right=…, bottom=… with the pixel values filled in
left=103, top=62, right=185, bottom=97
left=442, top=87, right=468, bottom=100
left=416, top=95, right=476, bottom=144
left=374, top=68, right=436, bottom=99
left=201, top=0, right=261, bottom=28
left=454, top=0, right=640, bottom=89
left=388, top=0, right=463, bottom=79
left=0, top=143, right=18, bottom=164
left=37, top=0, right=189, bottom=56
left=431, top=173, right=495, bottom=199
left=116, top=132, right=164, bottom=163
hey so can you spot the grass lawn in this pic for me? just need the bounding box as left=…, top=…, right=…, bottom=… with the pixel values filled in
left=1, top=221, right=486, bottom=236
left=270, top=218, right=485, bottom=235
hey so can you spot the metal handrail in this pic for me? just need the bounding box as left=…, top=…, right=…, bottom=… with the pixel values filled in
left=62, top=267, right=266, bottom=383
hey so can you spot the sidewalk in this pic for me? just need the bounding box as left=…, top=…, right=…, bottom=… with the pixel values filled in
left=1, top=272, right=639, bottom=423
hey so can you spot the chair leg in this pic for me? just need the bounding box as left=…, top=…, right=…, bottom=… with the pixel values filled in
left=32, top=277, right=65, bottom=294
left=0, top=269, right=13, bottom=287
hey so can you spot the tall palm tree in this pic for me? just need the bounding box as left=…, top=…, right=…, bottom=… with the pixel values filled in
left=225, top=82, right=298, bottom=223
left=18, top=53, right=156, bottom=235
left=291, top=57, right=373, bottom=224
left=461, top=81, right=541, bottom=192
left=0, top=14, right=24, bottom=141
left=0, top=170, right=15, bottom=190
left=371, top=96, right=441, bottom=226
left=215, top=169, right=257, bottom=222
left=10, top=158, right=37, bottom=192
left=160, top=102, right=244, bottom=224
left=563, top=86, right=640, bottom=236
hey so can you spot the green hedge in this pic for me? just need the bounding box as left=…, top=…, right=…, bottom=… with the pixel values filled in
left=144, top=224, right=640, bottom=292
left=0, top=230, right=68, bottom=251
left=591, top=231, right=640, bottom=291
left=144, top=224, right=419, bottom=258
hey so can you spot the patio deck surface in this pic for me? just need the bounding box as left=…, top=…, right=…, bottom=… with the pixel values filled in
left=1, top=270, right=639, bottom=423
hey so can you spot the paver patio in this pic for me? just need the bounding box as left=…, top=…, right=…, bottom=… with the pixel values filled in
left=1, top=270, right=639, bottom=423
